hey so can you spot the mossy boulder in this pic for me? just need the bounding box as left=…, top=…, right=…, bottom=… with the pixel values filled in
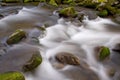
left=23, top=53, right=42, bottom=72
left=3, top=0, right=19, bottom=3
left=49, top=0, right=58, bottom=6
left=62, top=0, right=75, bottom=5
left=6, top=29, right=26, bottom=45
left=59, top=7, right=78, bottom=18
left=0, top=71, right=25, bottom=80
left=55, top=0, right=62, bottom=4
left=96, top=3, right=118, bottom=16
left=55, top=52, right=80, bottom=65
left=97, top=10, right=108, bottom=17
left=78, top=0, right=99, bottom=8
left=99, top=46, right=110, bottom=61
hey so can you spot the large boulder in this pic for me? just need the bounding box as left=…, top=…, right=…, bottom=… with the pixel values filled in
left=0, top=71, right=25, bottom=80
left=6, top=29, right=26, bottom=45
left=55, top=52, right=80, bottom=65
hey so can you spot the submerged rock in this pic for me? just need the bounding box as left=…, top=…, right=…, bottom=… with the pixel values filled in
left=107, top=68, right=116, bottom=77
left=55, top=52, right=80, bottom=65
left=59, top=7, right=78, bottom=18
left=6, top=29, right=26, bottom=45
left=0, top=71, right=25, bottom=80
left=23, top=53, right=42, bottom=72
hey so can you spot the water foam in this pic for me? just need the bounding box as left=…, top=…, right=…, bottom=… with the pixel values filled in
left=39, top=17, right=120, bottom=80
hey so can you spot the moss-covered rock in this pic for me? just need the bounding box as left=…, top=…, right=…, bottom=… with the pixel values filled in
left=99, top=46, right=110, bottom=61
left=49, top=0, right=58, bottom=6
left=97, top=10, right=108, bottom=17
left=6, top=29, right=26, bottom=45
left=24, top=0, right=33, bottom=3
left=96, top=3, right=118, bottom=16
left=0, top=71, right=25, bottom=80
left=55, top=0, right=62, bottom=4
left=59, top=7, right=77, bottom=18
left=62, top=0, right=75, bottom=5
left=23, top=53, right=42, bottom=72
left=3, top=0, right=19, bottom=3
left=78, top=0, right=99, bottom=8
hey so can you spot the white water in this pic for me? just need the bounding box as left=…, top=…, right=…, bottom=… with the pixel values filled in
left=36, top=17, right=120, bottom=80
left=0, top=7, right=120, bottom=80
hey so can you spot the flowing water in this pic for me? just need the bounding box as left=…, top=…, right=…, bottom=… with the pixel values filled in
left=0, top=5, right=120, bottom=80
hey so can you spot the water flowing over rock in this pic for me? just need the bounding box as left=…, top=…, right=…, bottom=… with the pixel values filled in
left=55, top=52, right=80, bottom=65
left=6, top=29, right=26, bottom=45
left=98, top=46, right=110, bottom=61
left=23, top=53, right=42, bottom=72
left=0, top=2, right=120, bottom=80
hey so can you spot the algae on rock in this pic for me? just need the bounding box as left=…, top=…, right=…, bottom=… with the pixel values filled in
left=59, top=7, right=77, bottom=18
left=49, top=0, right=58, bottom=6
left=0, top=71, right=25, bottom=80
left=6, top=29, right=26, bottom=45
left=23, top=53, right=42, bottom=72
left=98, top=9, right=108, bottom=17
left=99, top=46, right=110, bottom=61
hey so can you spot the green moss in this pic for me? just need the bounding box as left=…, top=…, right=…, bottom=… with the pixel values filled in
left=99, top=46, right=110, bottom=61
left=49, top=0, right=58, bottom=6
left=23, top=53, right=42, bottom=72
left=6, top=29, right=26, bottom=45
left=63, top=0, right=73, bottom=4
left=40, top=0, right=46, bottom=2
left=98, top=0, right=107, bottom=3
left=0, top=71, right=25, bottom=80
left=55, top=0, right=62, bottom=4
left=78, top=0, right=99, bottom=8
left=98, top=10, right=108, bottom=17
left=3, top=0, right=19, bottom=3
left=59, top=7, right=77, bottom=18
left=105, top=5, right=117, bottom=15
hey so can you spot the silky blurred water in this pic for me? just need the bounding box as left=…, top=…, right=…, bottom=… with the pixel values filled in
left=0, top=5, right=120, bottom=80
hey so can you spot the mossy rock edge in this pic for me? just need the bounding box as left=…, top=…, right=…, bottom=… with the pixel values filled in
left=0, top=71, right=25, bottom=80
left=99, top=46, right=110, bottom=61
left=6, top=29, right=26, bottom=45
left=59, top=7, right=78, bottom=18
left=23, top=53, right=42, bottom=72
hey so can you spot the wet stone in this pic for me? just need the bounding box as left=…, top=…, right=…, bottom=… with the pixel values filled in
left=55, top=52, right=80, bottom=65
left=0, top=44, right=40, bottom=73
left=59, top=7, right=78, bottom=18
left=23, top=53, right=42, bottom=72
left=0, top=71, right=25, bottom=80
left=6, top=29, right=26, bottom=45
left=112, top=43, right=120, bottom=53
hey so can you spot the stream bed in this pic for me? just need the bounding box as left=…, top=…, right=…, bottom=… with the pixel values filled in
left=0, top=3, right=120, bottom=80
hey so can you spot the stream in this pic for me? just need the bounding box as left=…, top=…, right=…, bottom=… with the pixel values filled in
left=0, top=3, right=120, bottom=80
